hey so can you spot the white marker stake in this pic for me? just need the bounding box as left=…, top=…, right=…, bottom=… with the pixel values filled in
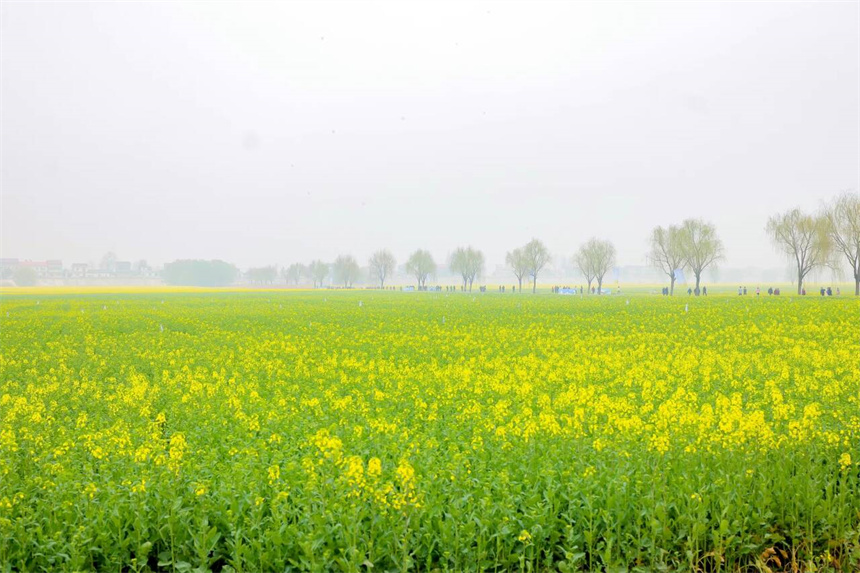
left=685, top=304, right=689, bottom=313
left=160, top=324, right=164, bottom=332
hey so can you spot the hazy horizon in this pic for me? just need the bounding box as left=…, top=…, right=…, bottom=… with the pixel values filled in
left=2, top=1, right=858, bottom=271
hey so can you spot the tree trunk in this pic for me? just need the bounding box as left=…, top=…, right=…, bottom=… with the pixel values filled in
left=797, top=270, right=803, bottom=295
left=518, top=277, right=522, bottom=292
left=670, top=275, right=675, bottom=296
left=855, top=275, right=859, bottom=296
left=532, top=275, right=537, bottom=294
left=597, top=278, right=603, bottom=294
left=694, top=272, right=701, bottom=292
left=587, top=279, right=593, bottom=293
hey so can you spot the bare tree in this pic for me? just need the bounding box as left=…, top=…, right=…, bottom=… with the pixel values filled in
left=824, top=191, right=860, bottom=295
left=405, top=249, right=436, bottom=288
left=368, top=250, right=396, bottom=288
left=767, top=208, right=831, bottom=295
left=505, top=248, right=528, bottom=293
left=333, top=255, right=360, bottom=287
left=574, top=238, right=615, bottom=294
left=449, top=246, right=484, bottom=291
left=523, top=238, right=551, bottom=293
left=647, top=225, right=685, bottom=295
left=678, top=219, right=724, bottom=293
left=573, top=248, right=596, bottom=293
left=308, top=260, right=328, bottom=288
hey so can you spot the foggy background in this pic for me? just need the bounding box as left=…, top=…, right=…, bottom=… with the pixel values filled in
left=2, top=1, right=858, bottom=278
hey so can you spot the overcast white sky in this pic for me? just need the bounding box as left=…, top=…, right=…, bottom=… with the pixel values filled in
left=2, top=1, right=858, bottom=270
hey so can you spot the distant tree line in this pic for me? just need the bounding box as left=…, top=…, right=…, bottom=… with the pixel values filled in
left=246, top=266, right=277, bottom=284
left=150, top=192, right=859, bottom=294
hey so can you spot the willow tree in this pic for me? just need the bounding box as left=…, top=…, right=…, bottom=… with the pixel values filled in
left=505, top=248, right=528, bottom=293
left=767, top=208, right=831, bottom=295
left=824, top=192, right=860, bottom=295
left=450, top=246, right=484, bottom=292
left=574, top=238, right=615, bottom=294
left=405, top=249, right=436, bottom=288
left=368, top=250, right=396, bottom=288
left=647, top=225, right=685, bottom=295
left=283, top=263, right=305, bottom=285
left=333, top=255, right=360, bottom=287
left=523, top=238, right=551, bottom=293
left=308, top=260, right=328, bottom=288
left=678, top=219, right=723, bottom=293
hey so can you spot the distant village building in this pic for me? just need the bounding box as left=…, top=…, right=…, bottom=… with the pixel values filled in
left=47, top=260, right=64, bottom=278
left=19, top=261, right=50, bottom=278
left=87, top=267, right=114, bottom=278
left=1, top=256, right=162, bottom=284
left=0, top=259, right=64, bottom=279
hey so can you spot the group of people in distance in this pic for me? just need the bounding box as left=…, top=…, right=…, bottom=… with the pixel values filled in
left=667, top=286, right=708, bottom=296
left=737, top=285, right=840, bottom=296
left=550, top=285, right=621, bottom=295
left=799, top=286, right=839, bottom=296
left=551, top=285, right=586, bottom=294
left=737, top=286, right=778, bottom=295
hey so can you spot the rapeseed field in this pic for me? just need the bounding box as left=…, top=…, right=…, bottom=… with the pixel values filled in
left=1, top=291, right=858, bottom=571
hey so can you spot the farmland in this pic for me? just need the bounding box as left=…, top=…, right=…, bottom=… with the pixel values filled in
left=1, top=291, right=859, bottom=572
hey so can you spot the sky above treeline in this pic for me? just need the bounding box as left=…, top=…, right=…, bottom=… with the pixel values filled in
left=2, top=1, right=858, bottom=271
